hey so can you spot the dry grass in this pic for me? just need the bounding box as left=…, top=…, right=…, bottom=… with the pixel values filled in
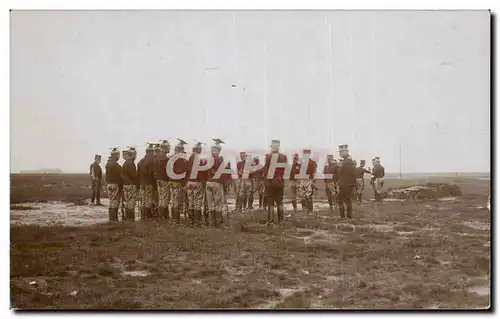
left=10, top=174, right=491, bottom=309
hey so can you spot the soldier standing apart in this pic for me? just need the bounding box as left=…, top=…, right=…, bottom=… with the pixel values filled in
left=122, top=147, right=139, bottom=221
left=370, top=158, right=376, bottom=197
left=105, top=148, right=122, bottom=221
left=252, top=157, right=266, bottom=210
left=236, top=152, right=252, bottom=212
left=247, top=156, right=260, bottom=210
left=205, top=139, right=228, bottom=227
left=155, top=140, right=171, bottom=220
left=137, top=144, right=156, bottom=220
left=288, top=154, right=301, bottom=212
left=337, top=144, right=356, bottom=219
left=186, top=141, right=207, bottom=227
left=323, top=155, right=339, bottom=213
left=372, top=157, right=385, bottom=201
left=151, top=144, right=160, bottom=218
left=263, top=140, right=287, bottom=225
left=299, top=149, right=318, bottom=215
left=90, top=155, right=103, bottom=206
left=355, top=160, right=371, bottom=203
left=169, top=139, right=189, bottom=224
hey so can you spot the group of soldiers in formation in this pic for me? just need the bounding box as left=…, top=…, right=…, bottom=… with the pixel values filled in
left=89, top=138, right=386, bottom=227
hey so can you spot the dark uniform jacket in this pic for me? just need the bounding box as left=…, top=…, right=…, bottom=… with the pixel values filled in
left=137, top=156, right=156, bottom=186
left=355, top=167, right=371, bottom=179
left=289, top=161, right=301, bottom=180
left=187, top=154, right=208, bottom=182
left=105, top=160, right=122, bottom=185
left=154, top=155, right=169, bottom=181
left=122, top=159, right=139, bottom=187
left=323, top=163, right=339, bottom=183
left=338, top=157, right=357, bottom=187
left=372, top=164, right=385, bottom=178
left=170, top=155, right=189, bottom=183
left=263, top=152, right=288, bottom=187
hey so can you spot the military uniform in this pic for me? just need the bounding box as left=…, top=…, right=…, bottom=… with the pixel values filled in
left=263, top=140, right=287, bottom=224
left=206, top=139, right=231, bottom=227
left=122, top=148, right=139, bottom=221
left=105, top=148, right=122, bottom=221
left=236, top=152, right=252, bottom=211
left=323, top=156, right=339, bottom=212
left=288, top=155, right=301, bottom=212
left=186, top=142, right=207, bottom=227
left=355, top=160, right=371, bottom=202
left=337, top=144, right=356, bottom=219
left=90, top=155, right=103, bottom=205
left=138, top=144, right=157, bottom=220
left=372, top=157, right=385, bottom=201
left=155, top=140, right=171, bottom=220
left=170, top=140, right=189, bottom=224
left=298, top=150, right=318, bottom=215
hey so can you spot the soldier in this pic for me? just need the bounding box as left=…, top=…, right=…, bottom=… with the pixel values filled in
left=337, top=144, right=356, bottom=219
left=288, top=153, right=301, bottom=212
left=122, top=147, right=139, bottom=221
left=155, top=140, right=171, bottom=220
left=323, top=155, right=339, bottom=213
left=263, top=140, right=287, bottom=225
left=169, top=139, right=189, bottom=224
left=298, top=149, right=318, bottom=215
left=105, top=148, right=122, bottom=221
left=355, top=160, right=371, bottom=203
left=89, top=154, right=103, bottom=206
left=236, top=151, right=252, bottom=212
left=372, top=157, right=385, bottom=201
left=252, top=156, right=266, bottom=210
left=186, top=141, right=208, bottom=227
left=151, top=144, right=161, bottom=218
left=205, top=138, right=230, bottom=227
left=137, top=143, right=157, bottom=220
left=247, top=156, right=260, bottom=210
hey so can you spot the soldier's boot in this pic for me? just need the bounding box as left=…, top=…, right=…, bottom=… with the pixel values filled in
left=308, top=200, right=314, bottom=215
left=291, top=200, right=297, bottom=212
left=203, top=210, right=209, bottom=227
left=266, top=206, right=274, bottom=225
left=301, top=200, right=308, bottom=214
left=194, top=210, right=202, bottom=227
left=188, top=209, right=195, bottom=227
left=338, top=201, right=345, bottom=219
left=163, top=206, right=170, bottom=220
left=277, top=205, right=284, bottom=224
left=215, top=211, right=223, bottom=228
left=358, top=193, right=363, bottom=203
left=236, top=194, right=243, bottom=212
left=248, top=194, right=254, bottom=210
left=171, top=208, right=180, bottom=225
left=259, top=195, right=263, bottom=209
left=210, top=210, right=216, bottom=227
left=126, top=209, right=136, bottom=221
left=346, top=198, right=353, bottom=219
left=109, top=208, right=119, bottom=221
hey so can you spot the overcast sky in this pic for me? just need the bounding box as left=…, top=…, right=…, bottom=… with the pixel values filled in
left=10, top=10, right=490, bottom=173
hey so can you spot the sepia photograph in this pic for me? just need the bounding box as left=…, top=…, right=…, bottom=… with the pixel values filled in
left=9, top=9, right=491, bottom=310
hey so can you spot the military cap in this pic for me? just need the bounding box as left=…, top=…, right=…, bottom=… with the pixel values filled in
left=302, top=149, right=312, bottom=154
left=360, top=159, right=366, bottom=164
left=192, top=139, right=205, bottom=149
left=338, top=144, right=348, bottom=151
left=126, top=146, right=137, bottom=155
left=212, top=138, right=225, bottom=149
left=270, top=140, right=280, bottom=149
left=109, top=147, right=120, bottom=155
left=95, top=154, right=101, bottom=159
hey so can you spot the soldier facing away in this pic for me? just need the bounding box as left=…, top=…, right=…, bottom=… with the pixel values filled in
left=105, top=148, right=123, bottom=221
left=323, top=155, right=339, bottom=213
left=186, top=141, right=208, bottom=227
left=169, top=140, right=189, bottom=224
left=337, top=144, right=356, bottom=219
left=263, top=140, right=288, bottom=225
left=155, top=140, right=171, bottom=220
left=205, top=139, right=230, bottom=228
left=372, top=157, right=385, bottom=201
left=89, top=154, right=103, bottom=206
left=288, top=153, right=301, bottom=212
left=137, top=144, right=157, bottom=220
left=355, top=160, right=371, bottom=203
left=236, top=151, right=252, bottom=212
left=122, top=147, right=139, bottom=221
left=298, top=149, right=318, bottom=215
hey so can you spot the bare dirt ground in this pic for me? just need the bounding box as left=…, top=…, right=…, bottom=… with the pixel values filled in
left=10, top=173, right=491, bottom=309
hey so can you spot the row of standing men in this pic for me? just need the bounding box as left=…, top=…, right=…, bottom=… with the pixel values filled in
left=92, top=139, right=385, bottom=226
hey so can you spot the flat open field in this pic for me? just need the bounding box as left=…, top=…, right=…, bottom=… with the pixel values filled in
left=10, top=173, right=491, bottom=309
